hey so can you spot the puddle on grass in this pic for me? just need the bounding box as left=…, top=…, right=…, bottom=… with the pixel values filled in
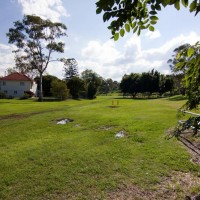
left=56, top=118, right=74, bottom=125
left=115, top=130, right=127, bottom=138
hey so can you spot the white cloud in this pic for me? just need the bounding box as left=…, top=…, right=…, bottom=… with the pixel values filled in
left=78, top=31, right=200, bottom=81
left=0, top=44, right=15, bottom=76
left=81, top=40, right=122, bottom=64
left=145, top=30, right=161, bottom=39
left=18, top=0, right=69, bottom=21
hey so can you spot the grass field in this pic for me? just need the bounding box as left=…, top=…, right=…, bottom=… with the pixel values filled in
left=0, top=96, right=199, bottom=199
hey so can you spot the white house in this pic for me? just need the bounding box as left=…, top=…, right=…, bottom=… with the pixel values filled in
left=0, top=72, right=37, bottom=98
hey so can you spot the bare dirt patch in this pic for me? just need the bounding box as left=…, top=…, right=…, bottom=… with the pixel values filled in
left=106, top=172, right=200, bottom=200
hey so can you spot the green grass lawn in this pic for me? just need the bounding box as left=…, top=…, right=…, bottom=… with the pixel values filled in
left=0, top=96, right=199, bottom=199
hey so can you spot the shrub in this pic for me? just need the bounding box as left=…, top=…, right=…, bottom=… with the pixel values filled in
left=0, top=92, right=6, bottom=99
left=24, top=91, right=34, bottom=97
left=51, top=80, right=69, bottom=100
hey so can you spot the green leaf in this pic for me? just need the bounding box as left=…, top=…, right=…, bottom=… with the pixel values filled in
left=131, top=22, right=137, bottom=28
left=96, top=8, right=102, bottom=14
left=150, top=20, right=157, bottom=25
left=176, top=52, right=181, bottom=60
left=120, top=28, right=125, bottom=37
left=150, top=16, right=159, bottom=21
left=125, top=24, right=130, bottom=32
left=143, top=19, right=149, bottom=24
left=114, top=32, right=119, bottom=41
left=155, top=4, right=162, bottom=11
left=149, top=26, right=154, bottom=31
left=181, top=0, right=188, bottom=7
left=162, top=0, right=171, bottom=7
left=137, top=28, right=141, bottom=36
left=149, top=11, right=157, bottom=15
left=175, top=61, right=185, bottom=69
left=133, top=26, right=138, bottom=33
left=190, top=0, right=197, bottom=12
left=174, top=1, right=180, bottom=10
left=187, top=47, right=195, bottom=58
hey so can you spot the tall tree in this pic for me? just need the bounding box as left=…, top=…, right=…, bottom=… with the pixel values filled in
left=62, top=58, right=79, bottom=82
left=7, top=15, right=67, bottom=101
left=96, top=0, right=200, bottom=40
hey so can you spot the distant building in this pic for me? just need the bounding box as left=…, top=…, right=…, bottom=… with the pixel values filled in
left=0, top=72, right=37, bottom=98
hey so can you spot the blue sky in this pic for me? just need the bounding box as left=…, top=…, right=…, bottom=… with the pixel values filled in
left=0, top=0, right=200, bottom=81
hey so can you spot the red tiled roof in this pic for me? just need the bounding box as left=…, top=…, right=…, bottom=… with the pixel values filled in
left=0, top=72, right=32, bottom=81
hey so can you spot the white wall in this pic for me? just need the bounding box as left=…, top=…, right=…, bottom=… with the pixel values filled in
left=0, top=80, right=36, bottom=97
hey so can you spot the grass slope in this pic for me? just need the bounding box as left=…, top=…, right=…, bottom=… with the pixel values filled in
left=0, top=96, right=199, bottom=199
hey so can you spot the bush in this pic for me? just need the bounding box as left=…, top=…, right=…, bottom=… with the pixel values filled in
left=24, top=91, right=34, bottom=97
left=0, top=92, right=6, bottom=99
left=51, top=80, right=69, bottom=100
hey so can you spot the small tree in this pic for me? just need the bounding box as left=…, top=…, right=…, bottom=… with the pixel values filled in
left=51, top=80, right=69, bottom=100
left=7, top=15, right=67, bottom=101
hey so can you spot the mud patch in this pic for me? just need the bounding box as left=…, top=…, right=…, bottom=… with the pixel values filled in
left=115, top=130, right=127, bottom=138
left=56, top=118, right=74, bottom=125
left=106, top=171, right=200, bottom=200
left=99, top=126, right=114, bottom=131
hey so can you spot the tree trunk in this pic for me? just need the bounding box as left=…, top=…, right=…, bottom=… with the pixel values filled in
left=38, top=72, right=43, bottom=101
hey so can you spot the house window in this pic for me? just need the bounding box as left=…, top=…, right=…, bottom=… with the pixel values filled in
left=20, top=82, right=25, bottom=86
left=4, top=90, right=7, bottom=94
left=14, top=91, right=18, bottom=94
left=3, top=81, right=6, bottom=86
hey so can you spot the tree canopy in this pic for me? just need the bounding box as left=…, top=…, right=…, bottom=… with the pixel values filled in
left=7, top=15, right=67, bottom=101
left=96, top=0, right=200, bottom=40
left=173, top=42, right=200, bottom=109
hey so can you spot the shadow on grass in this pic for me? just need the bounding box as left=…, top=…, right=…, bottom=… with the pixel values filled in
left=168, top=95, right=187, bottom=101
left=113, top=97, right=159, bottom=100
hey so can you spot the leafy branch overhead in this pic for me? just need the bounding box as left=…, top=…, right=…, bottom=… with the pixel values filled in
left=96, top=0, right=200, bottom=40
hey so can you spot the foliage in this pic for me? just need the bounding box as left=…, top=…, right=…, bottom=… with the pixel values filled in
left=120, top=69, right=173, bottom=97
left=98, top=78, right=120, bottom=94
left=0, top=92, right=6, bottom=99
left=51, top=80, right=69, bottom=100
left=7, top=15, right=67, bottom=101
left=62, top=58, right=79, bottom=82
left=175, top=116, right=200, bottom=136
left=96, top=0, right=200, bottom=40
left=35, top=75, right=59, bottom=97
left=67, top=77, right=85, bottom=99
left=81, top=69, right=101, bottom=99
left=171, top=42, right=200, bottom=109
left=24, top=90, right=35, bottom=97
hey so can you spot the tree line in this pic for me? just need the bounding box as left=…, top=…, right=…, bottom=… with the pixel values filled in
left=120, top=69, right=173, bottom=98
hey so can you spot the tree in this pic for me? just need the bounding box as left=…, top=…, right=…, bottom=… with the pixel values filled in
left=96, top=0, right=200, bottom=40
left=67, top=77, right=85, bottom=99
left=51, top=80, right=69, bottom=100
left=7, top=15, right=67, bottom=101
left=62, top=58, right=79, bottom=82
left=81, top=69, right=101, bottom=99
left=174, top=42, right=200, bottom=109
left=34, top=75, right=59, bottom=97
left=120, top=73, right=140, bottom=98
